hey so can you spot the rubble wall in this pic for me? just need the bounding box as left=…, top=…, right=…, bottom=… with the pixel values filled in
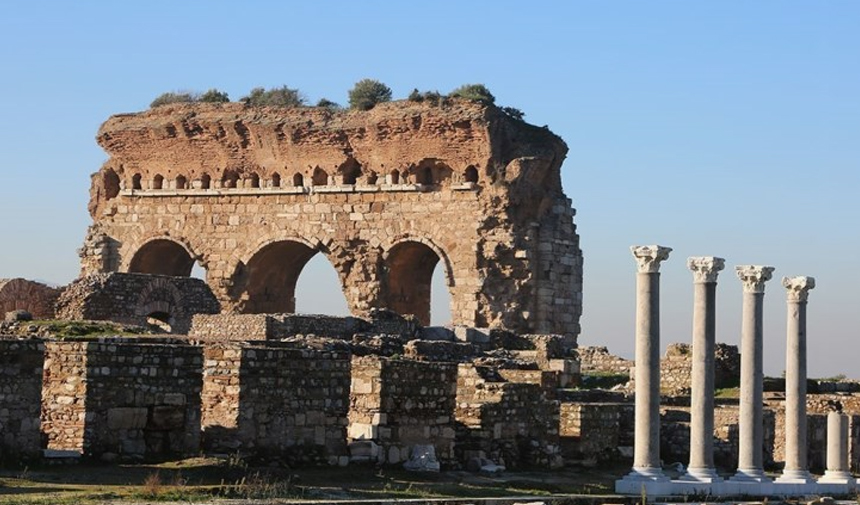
left=0, top=338, right=44, bottom=459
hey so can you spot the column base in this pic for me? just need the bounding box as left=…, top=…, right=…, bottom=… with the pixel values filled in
left=615, top=467, right=671, bottom=495
left=818, top=470, right=855, bottom=484
left=729, top=467, right=771, bottom=483
left=678, top=466, right=723, bottom=483
left=775, top=469, right=816, bottom=484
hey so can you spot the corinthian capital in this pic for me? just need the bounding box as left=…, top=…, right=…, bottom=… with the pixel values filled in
left=631, top=245, right=672, bottom=273
left=735, top=265, right=775, bottom=293
left=783, top=276, right=815, bottom=302
left=687, top=256, right=725, bottom=283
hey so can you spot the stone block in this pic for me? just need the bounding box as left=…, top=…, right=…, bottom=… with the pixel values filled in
left=107, top=407, right=148, bottom=430
left=149, top=406, right=185, bottom=430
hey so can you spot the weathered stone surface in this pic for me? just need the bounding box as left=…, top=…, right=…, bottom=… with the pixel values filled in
left=56, top=272, right=220, bottom=334
left=0, top=279, right=60, bottom=319
left=0, top=338, right=44, bottom=459
left=81, top=100, right=582, bottom=339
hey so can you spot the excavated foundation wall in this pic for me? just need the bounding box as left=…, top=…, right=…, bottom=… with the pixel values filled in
left=41, top=338, right=202, bottom=460
left=0, top=338, right=44, bottom=459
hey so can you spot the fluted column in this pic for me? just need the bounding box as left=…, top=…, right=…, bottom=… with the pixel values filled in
left=731, top=265, right=775, bottom=482
left=627, top=245, right=672, bottom=480
left=776, top=276, right=816, bottom=483
left=681, top=256, right=725, bottom=482
left=819, top=411, right=854, bottom=484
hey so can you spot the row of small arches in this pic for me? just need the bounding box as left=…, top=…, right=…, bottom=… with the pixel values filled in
left=129, top=166, right=480, bottom=191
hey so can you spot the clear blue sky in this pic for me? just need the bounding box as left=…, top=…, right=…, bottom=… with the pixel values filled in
left=1, top=1, right=857, bottom=377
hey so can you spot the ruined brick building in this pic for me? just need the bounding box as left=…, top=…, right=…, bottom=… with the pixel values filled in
left=81, top=100, right=583, bottom=338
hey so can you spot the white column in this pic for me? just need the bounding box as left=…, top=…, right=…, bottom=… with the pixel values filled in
left=819, top=411, right=854, bottom=484
left=776, top=276, right=816, bottom=484
left=731, top=265, right=774, bottom=483
left=617, top=245, right=672, bottom=492
left=681, top=256, right=725, bottom=483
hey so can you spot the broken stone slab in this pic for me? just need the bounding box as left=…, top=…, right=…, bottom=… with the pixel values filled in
left=453, top=326, right=491, bottom=344
left=402, top=444, right=440, bottom=472
left=348, top=440, right=379, bottom=462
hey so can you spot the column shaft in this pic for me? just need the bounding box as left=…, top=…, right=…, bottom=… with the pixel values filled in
left=782, top=299, right=807, bottom=472
left=737, top=290, right=764, bottom=474
left=688, top=281, right=717, bottom=472
left=634, top=271, right=662, bottom=470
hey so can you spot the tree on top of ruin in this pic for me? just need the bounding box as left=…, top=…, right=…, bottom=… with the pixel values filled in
left=449, top=83, right=495, bottom=104
left=348, top=79, right=392, bottom=111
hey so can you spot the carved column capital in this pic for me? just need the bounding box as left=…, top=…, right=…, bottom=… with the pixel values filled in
left=687, top=256, right=725, bottom=283
left=735, top=265, right=775, bottom=293
left=631, top=245, right=672, bottom=273
left=783, top=276, right=815, bottom=302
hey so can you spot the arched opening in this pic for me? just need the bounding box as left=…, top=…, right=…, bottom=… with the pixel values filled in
left=384, top=241, right=451, bottom=326
left=147, top=311, right=172, bottom=333
left=128, top=239, right=195, bottom=277
left=248, top=173, right=260, bottom=188
left=366, top=171, right=379, bottom=185
left=201, top=173, right=211, bottom=189
left=190, top=261, right=207, bottom=281
left=293, top=173, right=304, bottom=187
left=295, top=254, right=350, bottom=315
left=153, top=174, right=164, bottom=190
left=311, top=167, right=328, bottom=186
left=390, top=170, right=400, bottom=185
left=222, top=171, right=239, bottom=188
left=103, top=169, right=120, bottom=199
left=176, top=175, right=187, bottom=190
left=235, top=240, right=345, bottom=314
left=338, top=158, right=362, bottom=185
left=271, top=172, right=281, bottom=188
left=132, top=173, right=142, bottom=190
left=430, top=263, right=453, bottom=326
left=464, top=165, right=479, bottom=183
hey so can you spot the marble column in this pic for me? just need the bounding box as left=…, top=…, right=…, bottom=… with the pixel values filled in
left=731, top=265, right=775, bottom=482
left=776, top=276, right=816, bottom=483
left=619, top=245, right=672, bottom=487
left=819, top=411, right=854, bottom=484
left=681, top=256, right=725, bottom=483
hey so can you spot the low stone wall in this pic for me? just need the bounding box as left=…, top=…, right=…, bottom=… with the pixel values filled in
left=348, top=356, right=457, bottom=466
left=0, top=279, right=60, bottom=319
left=190, top=312, right=417, bottom=341
left=42, top=338, right=202, bottom=460
left=559, top=402, right=621, bottom=462
left=201, top=343, right=351, bottom=465
left=455, top=364, right=562, bottom=469
left=56, top=273, right=219, bottom=334
left=660, top=343, right=740, bottom=395
left=577, top=346, right=633, bottom=375
left=0, top=338, right=44, bottom=459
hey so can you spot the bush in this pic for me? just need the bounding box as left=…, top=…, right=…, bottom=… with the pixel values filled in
left=449, top=83, right=495, bottom=104
left=316, top=98, right=342, bottom=110
left=241, top=86, right=305, bottom=107
left=348, top=78, right=392, bottom=111
left=199, top=88, right=230, bottom=103
left=408, top=89, right=444, bottom=106
left=501, top=106, right=525, bottom=121
left=150, top=91, right=197, bottom=108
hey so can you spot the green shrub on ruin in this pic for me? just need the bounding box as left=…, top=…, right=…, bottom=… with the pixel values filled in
left=150, top=91, right=197, bottom=108
left=348, top=79, right=392, bottom=111
left=199, top=88, right=230, bottom=103
left=408, top=88, right=444, bottom=106
left=449, top=83, right=495, bottom=104
left=501, top=106, right=525, bottom=121
left=241, top=86, right=306, bottom=107
left=316, top=98, right=342, bottom=110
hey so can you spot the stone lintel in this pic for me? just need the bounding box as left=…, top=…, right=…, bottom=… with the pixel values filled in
left=782, top=276, right=815, bottom=302
left=687, top=256, right=725, bottom=283
left=631, top=245, right=672, bottom=274
left=735, top=265, right=775, bottom=293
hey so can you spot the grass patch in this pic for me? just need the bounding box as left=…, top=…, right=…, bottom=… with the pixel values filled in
left=715, top=386, right=740, bottom=398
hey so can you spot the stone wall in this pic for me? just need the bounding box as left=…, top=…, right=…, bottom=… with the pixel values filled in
left=201, top=343, right=350, bottom=465
left=190, top=312, right=416, bottom=341
left=660, top=343, right=740, bottom=395
left=82, top=100, right=582, bottom=339
left=348, top=356, right=457, bottom=466
left=577, top=346, right=633, bottom=376
left=455, top=364, right=562, bottom=469
left=56, top=273, right=220, bottom=334
left=559, top=402, right=621, bottom=462
left=0, top=279, right=60, bottom=319
left=0, top=338, right=44, bottom=459
left=42, top=338, right=202, bottom=460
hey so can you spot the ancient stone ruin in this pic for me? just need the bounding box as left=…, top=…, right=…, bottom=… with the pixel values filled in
left=82, top=100, right=582, bottom=337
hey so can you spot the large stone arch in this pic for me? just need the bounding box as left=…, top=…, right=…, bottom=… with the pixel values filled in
left=229, top=235, right=347, bottom=314
left=381, top=236, right=455, bottom=326
left=126, top=236, right=199, bottom=277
